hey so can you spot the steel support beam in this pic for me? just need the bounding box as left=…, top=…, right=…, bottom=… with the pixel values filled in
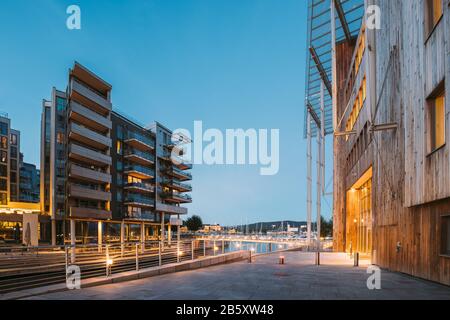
left=309, top=46, right=332, bottom=97
left=333, top=0, right=352, bottom=42
left=307, top=101, right=321, bottom=129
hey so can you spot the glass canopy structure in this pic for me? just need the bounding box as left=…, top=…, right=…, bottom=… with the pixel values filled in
left=304, top=0, right=365, bottom=138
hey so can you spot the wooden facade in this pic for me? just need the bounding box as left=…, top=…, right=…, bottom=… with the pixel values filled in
left=333, top=0, right=450, bottom=285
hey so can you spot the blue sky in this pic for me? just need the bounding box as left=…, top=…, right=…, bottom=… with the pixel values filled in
left=0, top=0, right=333, bottom=225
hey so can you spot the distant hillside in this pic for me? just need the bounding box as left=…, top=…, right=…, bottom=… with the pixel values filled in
left=224, top=221, right=307, bottom=233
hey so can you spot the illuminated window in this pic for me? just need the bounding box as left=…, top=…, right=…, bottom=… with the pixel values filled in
left=355, top=28, right=365, bottom=74
left=1, top=136, right=7, bottom=149
left=345, top=77, right=367, bottom=139
left=116, top=141, right=122, bottom=155
left=10, top=134, right=17, bottom=146
left=426, top=0, right=443, bottom=36
left=427, top=82, right=446, bottom=153
left=56, top=132, right=65, bottom=144
left=0, top=151, right=6, bottom=163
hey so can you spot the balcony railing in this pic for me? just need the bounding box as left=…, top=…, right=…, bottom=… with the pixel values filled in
left=161, top=191, right=192, bottom=203
left=124, top=132, right=155, bottom=150
left=124, top=182, right=154, bottom=193
left=69, top=143, right=112, bottom=167
left=124, top=165, right=155, bottom=179
left=71, top=79, right=112, bottom=113
left=164, top=166, right=192, bottom=180
left=162, top=179, right=192, bottom=191
left=124, top=211, right=156, bottom=221
left=69, top=122, right=112, bottom=150
left=124, top=194, right=154, bottom=206
left=124, top=149, right=155, bottom=164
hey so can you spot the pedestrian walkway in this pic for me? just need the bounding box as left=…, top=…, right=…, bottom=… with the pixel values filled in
left=26, top=252, right=450, bottom=300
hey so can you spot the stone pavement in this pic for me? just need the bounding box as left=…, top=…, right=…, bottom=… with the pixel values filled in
left=25, top=252, right=450, bottom=300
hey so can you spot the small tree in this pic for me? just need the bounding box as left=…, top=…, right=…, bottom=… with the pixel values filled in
left=185, top=215, right=203, bottom=232
left=320, top=215, right=333, bottom=237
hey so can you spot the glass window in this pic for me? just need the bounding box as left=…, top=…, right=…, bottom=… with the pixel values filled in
left=428, top=84, right=445, bottom=153
left=0, top=179, right=6, bottom=191
left=116, top=160, right=123, bottom=171
left=116, top=141, right=122, bottom=155
left=0, top=123, right=7, bottom=136
left=117, top=125, right=123, bottom=140
left=10, top=159, right=17, bottom=171
left=10, top=146, right=17, bottom=159
left=57, top=132, right=65, bottom=144
left=10, top=134, right=17, bottom=146
left=0, top=165, right=6, bottom=177
left=0, top=151, right=6, bottom=163
left=0, top=192, right=6, bottom=205
left=56, top=97, right=66, bottom=111
left=1, top=136, right=7, bottom=149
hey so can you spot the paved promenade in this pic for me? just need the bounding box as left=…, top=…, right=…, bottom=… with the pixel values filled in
left=26, top=252, right=450, bottom=300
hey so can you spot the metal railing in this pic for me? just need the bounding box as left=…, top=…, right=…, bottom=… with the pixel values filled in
left=124, top=165, right=155, bottom=177
left=0, top=238, right=304, bottom=295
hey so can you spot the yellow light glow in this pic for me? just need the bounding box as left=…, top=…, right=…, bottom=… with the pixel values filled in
left=106, top=259, right=113, bottom=266
left=177, top=250, right=183, bottom=256
left=214, top=246, right=219, bottom=251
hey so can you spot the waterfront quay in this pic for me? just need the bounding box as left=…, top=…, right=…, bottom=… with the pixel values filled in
left=0, top=238, right=305, bottom=296
left=25, top=251, right=450, bottom=300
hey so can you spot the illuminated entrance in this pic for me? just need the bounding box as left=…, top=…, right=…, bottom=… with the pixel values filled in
left=346, top=167, right=373, bottom=255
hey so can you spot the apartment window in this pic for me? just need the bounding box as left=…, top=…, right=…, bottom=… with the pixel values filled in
left=0, top=123, right=7, bottom=136
left=10, top=134, right=17, bottom=146
left=10, top=159, right=16, bottom=171
left=0, top=193, right=6, bottom=205
left=117, top=125, right=123, bottom=140
left=116, top=141, right=122, bottom=155
left=442, top=216, right=450, bottom=256
left=427, top=81, right=446, bottom=153
left=0, top=151, right=6, bottom=163
left=56, top=132, right=65, bottom=144
left=0, top=165, right=6, bottom=178
left=0, top=179, right=6, bottom=191
left=426, top=0, right=443, bottom=37
left=116, top=160, right=123, bottom=171
left=10, top=146, right=17, bottom=159
left=1, top=137, right=7, bottom=149
left=117, top=190, right=122, bottom=202
left=10, top=185, right=17, bottom=198
left=56, top=97, right=66, bottom=111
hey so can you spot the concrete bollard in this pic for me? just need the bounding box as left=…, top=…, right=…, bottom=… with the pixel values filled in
left=315, top=251, right=320, bottom=265
left=279, top=256, right=285, bottom=265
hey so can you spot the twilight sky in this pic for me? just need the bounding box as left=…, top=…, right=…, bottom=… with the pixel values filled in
left=0, top=0, right=333, bottom=225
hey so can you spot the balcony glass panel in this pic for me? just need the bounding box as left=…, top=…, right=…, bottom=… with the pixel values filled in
left=125, top=165, right=154, bottom=177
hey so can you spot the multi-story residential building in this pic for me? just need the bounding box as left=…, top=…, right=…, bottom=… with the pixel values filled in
left=41, top=62, right=192, bottom=246
left=0, top=114, right=45, bottom=245
left=19, top=154, right=40, bottom=203
left=332, top=0, right=449, bottom=285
